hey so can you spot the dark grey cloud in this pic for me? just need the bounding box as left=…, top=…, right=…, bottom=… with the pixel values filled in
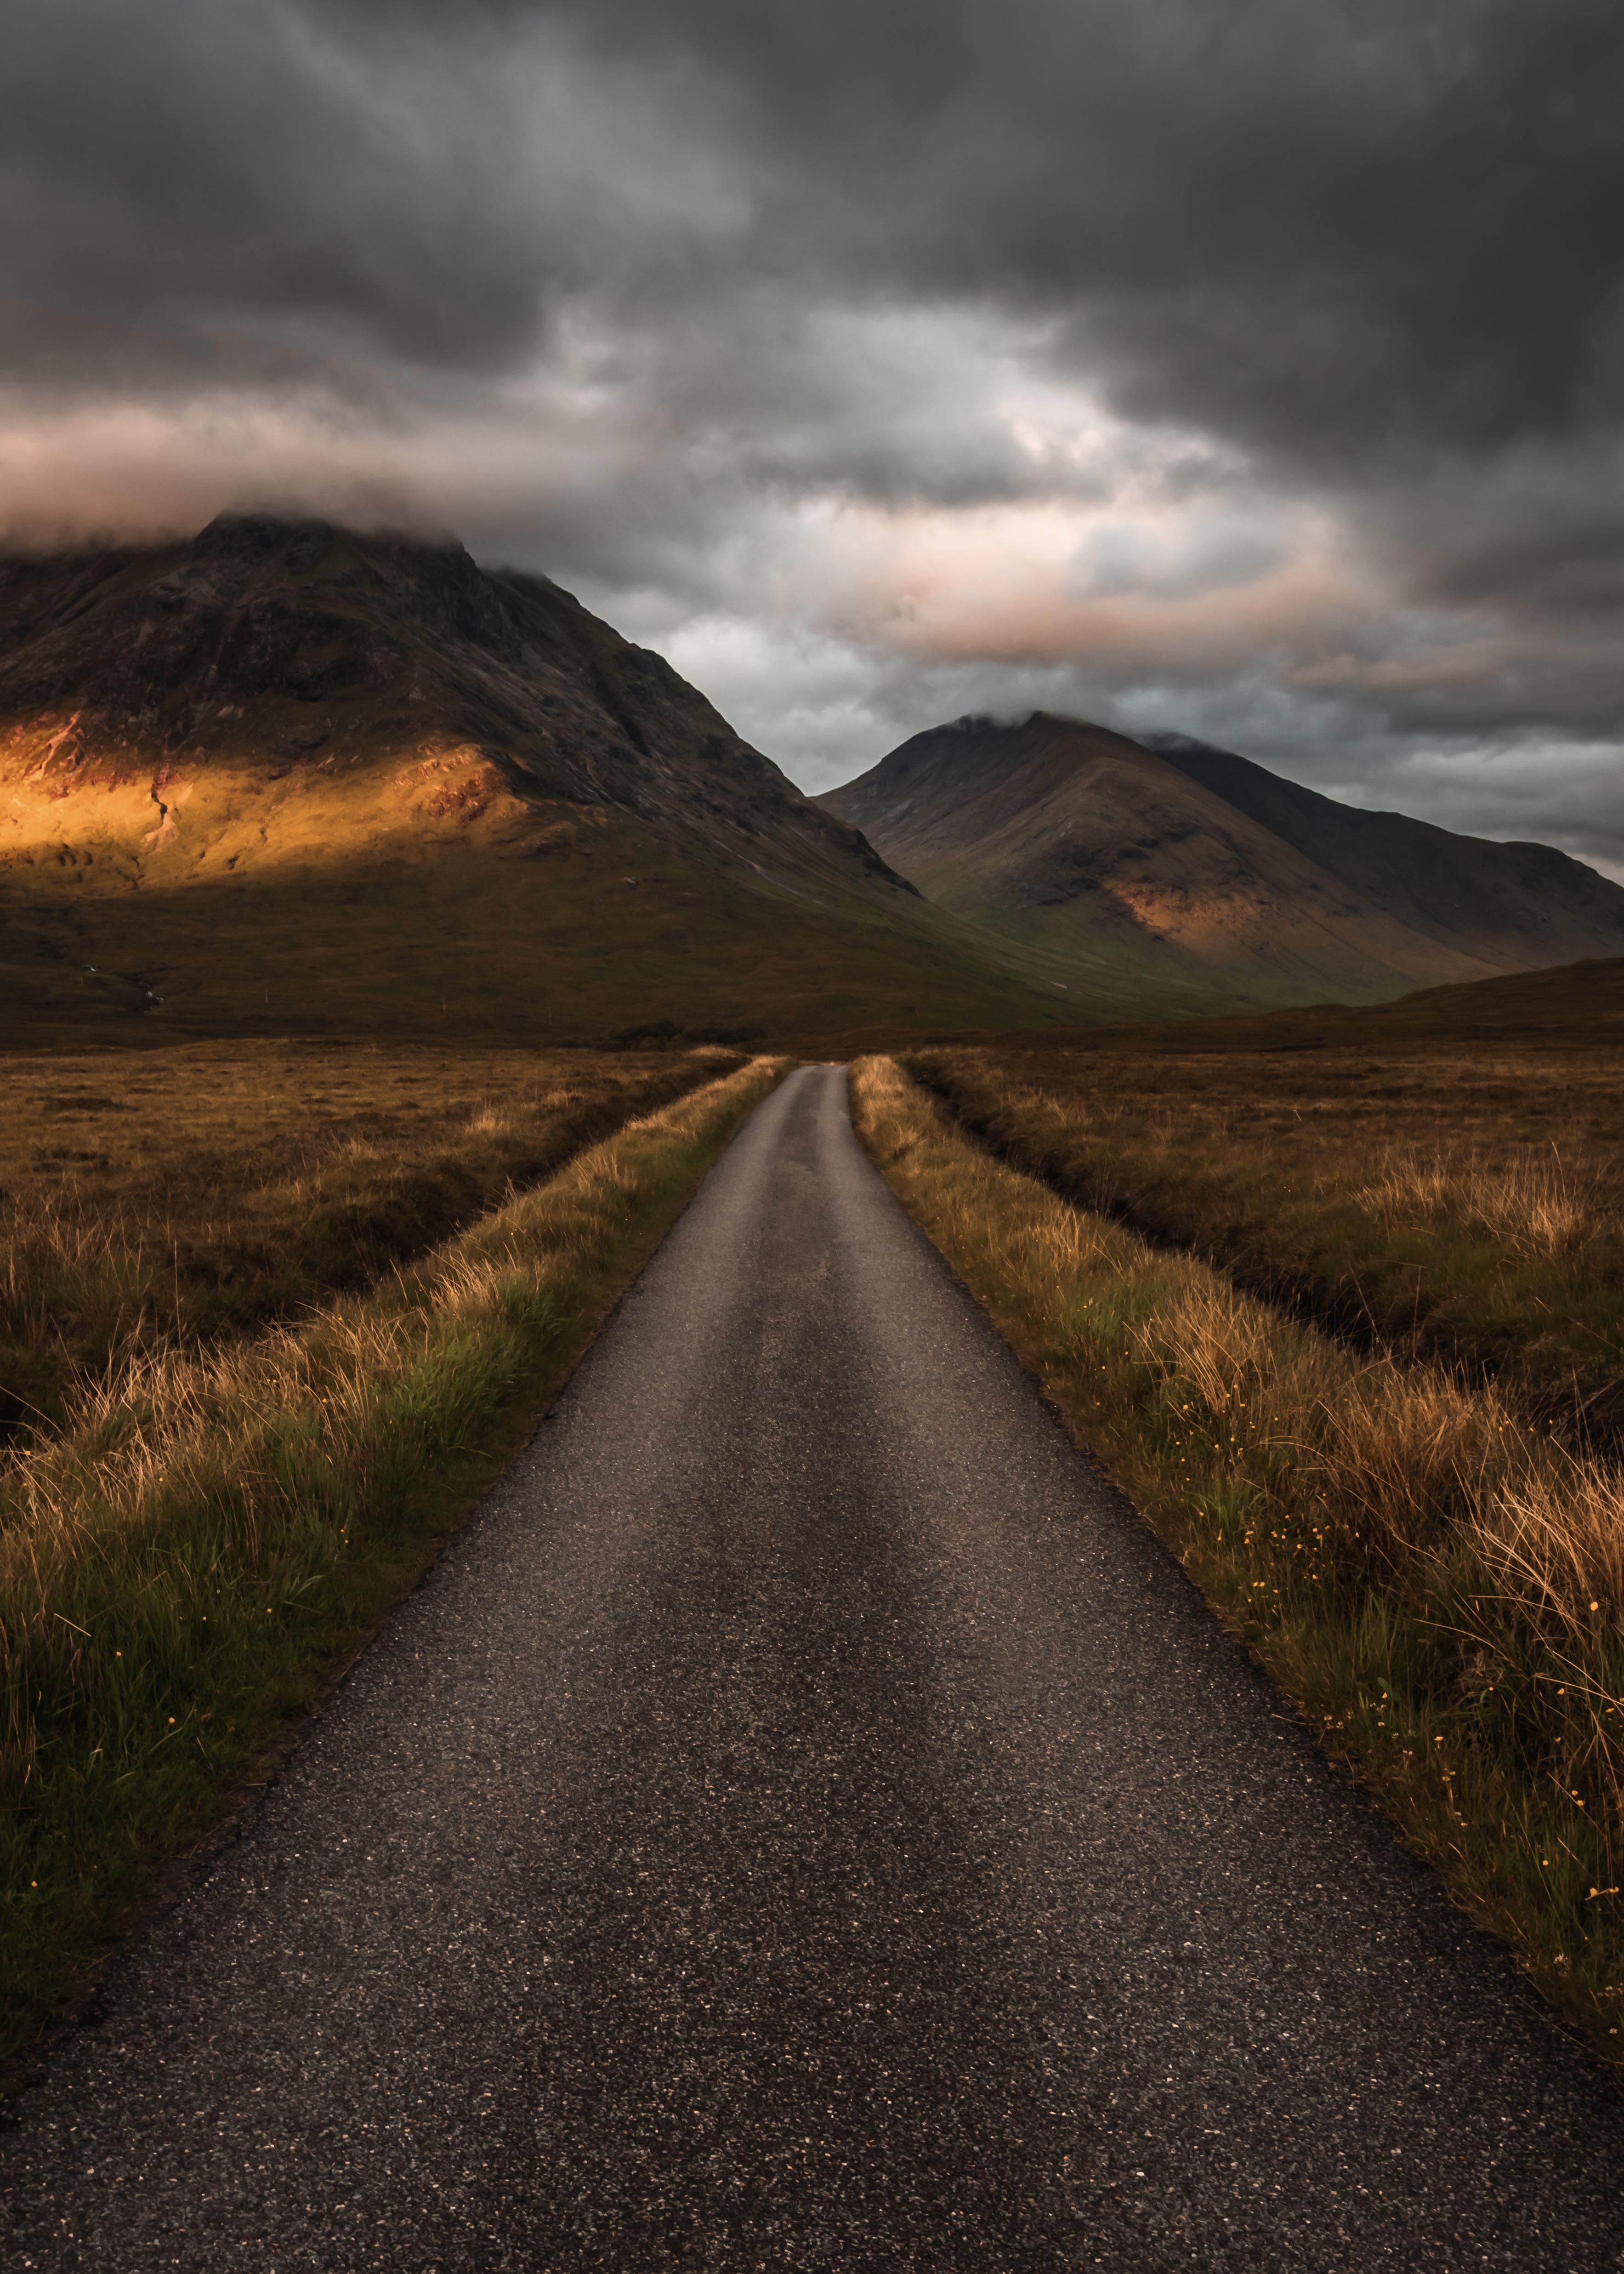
left=2, top=0, right=1622, bottom=854
left=16, top=1, right=1624, bottom=458
left=527, top=0, right=1624, bottom=462
left=0, top=4, right=535, bottom=380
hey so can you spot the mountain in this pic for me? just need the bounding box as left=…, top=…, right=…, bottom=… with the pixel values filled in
left=817, top=712, right=1624, bottom=1015
left=0, top=518, right=1076, bottom=1047
left=1143, top=730, right=1624, bottom=968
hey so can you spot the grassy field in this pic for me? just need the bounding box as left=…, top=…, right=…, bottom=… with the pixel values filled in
left=0, top=1038, right=730, bottom=1442
left=906, top=975, right=1624, bottom=1453
left=0, top=1052, right=785, bottom=2075
left=854, top=1053, right=1624, bottom=2068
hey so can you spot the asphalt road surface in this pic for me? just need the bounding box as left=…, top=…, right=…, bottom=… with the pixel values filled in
left=6, top=1065, right=1624, bottom=2271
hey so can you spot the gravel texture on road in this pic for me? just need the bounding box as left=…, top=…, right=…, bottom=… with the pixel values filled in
left=5, top=1064, right=1623, bottom=2270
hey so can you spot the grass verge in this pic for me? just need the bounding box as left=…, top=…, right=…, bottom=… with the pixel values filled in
left=0, top=1054, right=786, bottom=2077
left=853, top=1054, right=1624, bottom=2070
left=905, top=1040, right=1624, bottom=1453
left=1, top=1041, right=732, bottom=1441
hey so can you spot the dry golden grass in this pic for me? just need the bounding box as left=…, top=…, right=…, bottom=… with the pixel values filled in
left=0, top=1038, right=729, bottom=1439
left=906, top=1034, right=1624, bottom=1448
left=853, top=1054, right=1624, bottom=2064
left=1351, top=1144, right=1603, bottom=1258
left=1, top=1055, right=786, bottom=2070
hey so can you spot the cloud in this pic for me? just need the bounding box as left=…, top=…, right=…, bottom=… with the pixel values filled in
left=1, top=0, right=1622, bottom=863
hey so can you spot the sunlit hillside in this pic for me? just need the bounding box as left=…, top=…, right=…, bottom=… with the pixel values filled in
left=0, top=516, right=1082, bottom=1048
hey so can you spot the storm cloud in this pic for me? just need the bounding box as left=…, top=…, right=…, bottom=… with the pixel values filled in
left=4, top=0, right=1623, bottom=861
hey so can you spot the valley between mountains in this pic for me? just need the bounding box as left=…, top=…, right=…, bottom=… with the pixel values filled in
left=5, top=514, right=1624, bottom=2266
left=5, top=513, right=1623, bottom=1046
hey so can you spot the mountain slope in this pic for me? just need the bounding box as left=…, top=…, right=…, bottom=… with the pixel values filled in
left=818, top=712, right=1624, bottom=1014
left=0, top=518, right=1076, bottom=1046
left=1144, top=730, right=1624, bottom=964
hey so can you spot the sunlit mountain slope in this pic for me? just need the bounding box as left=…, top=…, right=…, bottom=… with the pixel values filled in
left=0, top=518, right=1078, bottom=1046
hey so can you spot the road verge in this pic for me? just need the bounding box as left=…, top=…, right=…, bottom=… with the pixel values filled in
left=852, top=1054, right=1624, bottom=2070
left=0, top=1055, right=787, bottom=2075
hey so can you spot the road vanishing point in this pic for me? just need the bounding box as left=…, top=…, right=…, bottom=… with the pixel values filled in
left=5, top=1066, right=1624, bottom=2270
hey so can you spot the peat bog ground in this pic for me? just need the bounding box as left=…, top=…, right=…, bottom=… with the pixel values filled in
left=906, top=990, right=1624, bottom=1453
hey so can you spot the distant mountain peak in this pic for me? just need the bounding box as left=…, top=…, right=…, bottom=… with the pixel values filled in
left=818, top=710, right=1624, bottom=1012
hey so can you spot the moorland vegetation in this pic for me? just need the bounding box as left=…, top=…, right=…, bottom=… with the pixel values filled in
left=907, top=980, right=1624, bottom=1455
left=0, top=1050, right=784, bottom=2073
left=854, top=968, right=1624, bottom=2064
left=10, top=502, right=1624, bottom=2094
left=0, top=1038, right=728, bottom=1440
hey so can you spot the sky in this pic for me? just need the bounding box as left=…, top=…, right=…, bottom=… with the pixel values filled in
left=4, top=0, right=1624, bottom=869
